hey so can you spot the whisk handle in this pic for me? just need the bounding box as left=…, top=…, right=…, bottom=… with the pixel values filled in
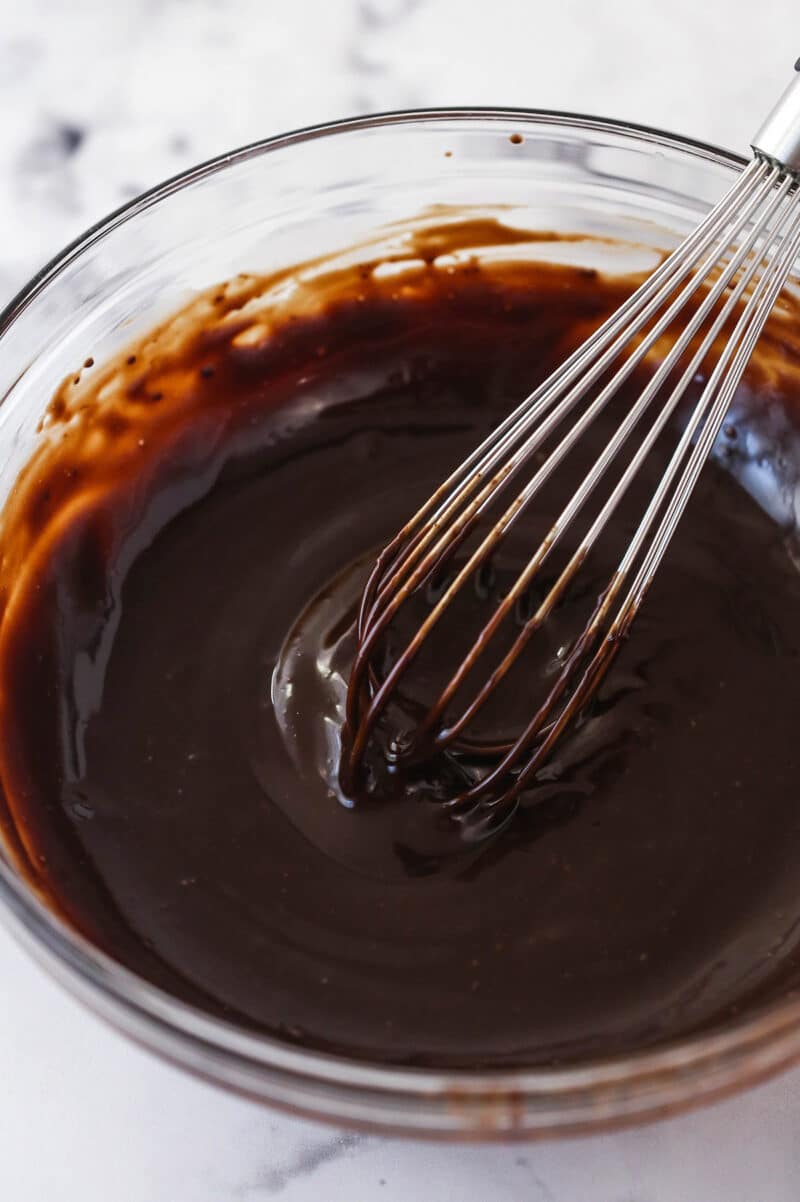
left=752, top=61, right=800, bottom=173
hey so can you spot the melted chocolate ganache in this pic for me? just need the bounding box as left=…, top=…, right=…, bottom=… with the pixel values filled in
left=3, top=217, right=800, bottom=1069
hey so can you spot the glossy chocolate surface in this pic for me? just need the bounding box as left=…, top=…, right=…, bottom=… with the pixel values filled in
left=3, top=220, right=800, bottom=1067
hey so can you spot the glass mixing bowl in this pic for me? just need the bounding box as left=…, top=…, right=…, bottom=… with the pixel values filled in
left=2, top=109, right=800, bottom=1140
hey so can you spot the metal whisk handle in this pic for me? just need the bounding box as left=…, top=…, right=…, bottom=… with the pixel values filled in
left=752, top=60, right=800, bottom=171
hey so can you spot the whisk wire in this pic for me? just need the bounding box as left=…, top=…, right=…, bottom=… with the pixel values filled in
left=343, top=85, right=800, bottom=823
left=416, top=168, right=798, bottom=749
left=345, top=163, right=782, bottom=770
left=504, top=186, right=800, bottom=806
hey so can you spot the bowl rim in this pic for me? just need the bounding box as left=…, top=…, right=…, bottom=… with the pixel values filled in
left=3, top=105, right=798, bottom=1138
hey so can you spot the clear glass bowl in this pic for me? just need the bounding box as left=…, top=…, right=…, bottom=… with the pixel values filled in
left=2, top=108, right=800, bottom=1140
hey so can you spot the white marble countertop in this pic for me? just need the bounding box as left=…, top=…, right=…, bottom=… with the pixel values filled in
left=2, top=0, right=800, bottom=1197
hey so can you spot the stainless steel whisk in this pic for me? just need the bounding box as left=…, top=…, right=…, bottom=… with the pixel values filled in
left=342, top=66, right=800, bottom=829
